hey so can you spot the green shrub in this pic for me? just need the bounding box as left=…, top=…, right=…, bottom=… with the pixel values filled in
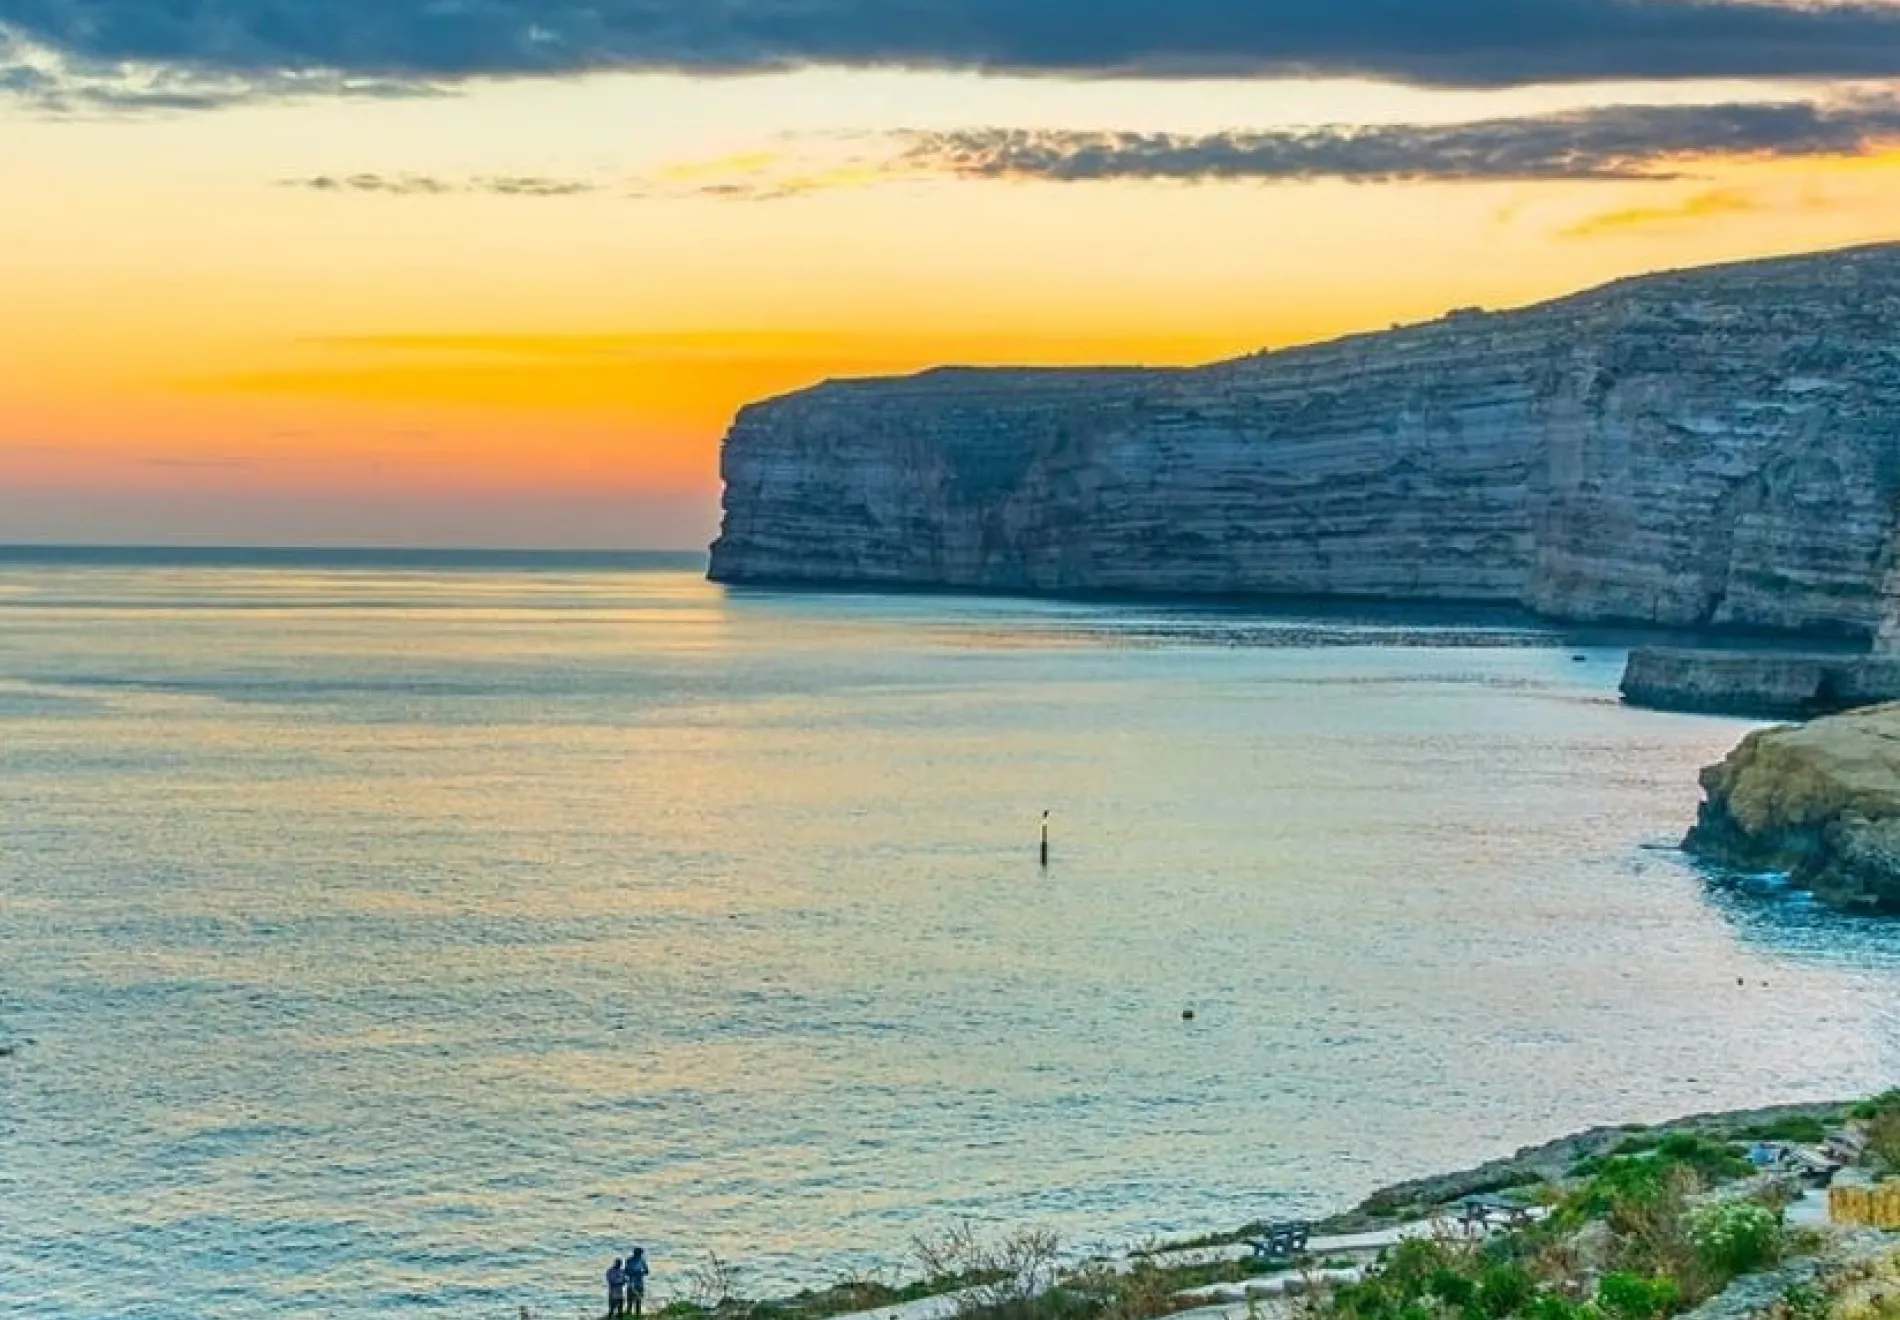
left=1735, top=1117, right=1828, bottom=1145
left=1566, top=1157, right=1677, bottom=1220
left=1850, top=1091, right=1900, bottom=1120
left=1427, top=1269, right=1476, bottom=1309
left=1689, top=1202, right=1783, bottom=1279
left=1565, top=1137, right=1751, bottom=1227
left=1595, top=1272, right=1681, bottom=1320
left=1774, top=1282, right=1830, bottom=1320
left=1650, top=1135, right=1751, bottom=1183
left=1524, top=1298, right=1593, bottom=1320
left=1475, top=1266, right=1536, bottom=1319
left=1865, top=1110, right=1900, bottom=1173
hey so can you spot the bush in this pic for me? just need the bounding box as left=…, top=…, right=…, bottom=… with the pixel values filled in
left=1851, top=1091, right=1900, bottom=1121
left=910, top=1224, right=1064, bottom=1320
left=1772, top=1282, right=1829, bottom=1320
left=1427, top=1269, right=1475, bottom=1309
left=1650, top=1135, right=1751, bottom=1183
left=1566, top=1158, right=1679, bottom=1220
left=1523, top=1299, right=1593, bottom=1320
left=1865, top=1110, right=1900, bottom=1173
left=1476, top=1266, right=1536, bottom=1319
left=1736, top=1117, right=1828, bottom=1146
left=1690, top=1202, right=1784, bottom=1279
left=1596, top=1273, right=1681, bottom=1320
left=1565, top=1138, right=1750, bottom=1227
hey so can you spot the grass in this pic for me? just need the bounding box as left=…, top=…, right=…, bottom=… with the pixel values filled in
left=1569, top=1134, right=1752, bottom=1188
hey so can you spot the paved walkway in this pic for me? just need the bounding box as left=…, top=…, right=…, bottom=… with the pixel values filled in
left=843, top=1289, right=980, bottom=1320
left=1787, top=1189, right=1831, bottom=1229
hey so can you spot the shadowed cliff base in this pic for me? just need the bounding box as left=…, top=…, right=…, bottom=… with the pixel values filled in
left=719, top=579, right=1871, bottom=657
left=1622, top=650, right=1900, bottom=719
left=711, top=241, right=1900, bottom=645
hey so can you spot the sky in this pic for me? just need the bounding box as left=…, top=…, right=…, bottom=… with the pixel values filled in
left=4, top=2, right=1900, bottom=548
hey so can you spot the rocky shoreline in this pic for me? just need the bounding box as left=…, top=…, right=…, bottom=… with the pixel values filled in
left=1619, top=650, right=1900, bottom=719
left=1315, top=1100, right=1850, bottom=1234
left=698, top=1099, right=1860, bottom=1320
left=1684, top=704, right=1900, bottom=911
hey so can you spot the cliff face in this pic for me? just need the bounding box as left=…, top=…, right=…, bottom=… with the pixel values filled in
left=710, top=244, right=1900, bottom=636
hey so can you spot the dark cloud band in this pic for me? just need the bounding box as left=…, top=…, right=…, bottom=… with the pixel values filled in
left=890, top=99, right=1900, bottom=185
left=275, top=97, right=1900, bottom=201
left=11, top=0, right=1900, bottom=92
left=283, top=173, right=599, bottom=195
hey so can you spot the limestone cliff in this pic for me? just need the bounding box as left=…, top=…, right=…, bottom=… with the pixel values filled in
left=1685, top=704, right=1900, bottom=910
left=710, top=243, right=1900, bottom=637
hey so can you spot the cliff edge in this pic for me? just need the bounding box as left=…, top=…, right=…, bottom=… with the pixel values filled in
left=1685, top=703, right=1900, bottom=910
left=710, top=242, right=1900, bottom=638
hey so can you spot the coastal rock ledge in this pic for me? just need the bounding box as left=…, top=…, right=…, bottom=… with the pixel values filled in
left=710, top=242, right=1900, bottom=640
left=1685, top=703, right=1900, bottom=910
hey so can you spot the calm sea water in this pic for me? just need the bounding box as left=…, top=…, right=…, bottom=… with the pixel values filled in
left=6, top=552, right=1900, bottom=1320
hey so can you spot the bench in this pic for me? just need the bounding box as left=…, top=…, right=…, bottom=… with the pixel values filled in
left=1246, top=1221, right=1311, bottom=1262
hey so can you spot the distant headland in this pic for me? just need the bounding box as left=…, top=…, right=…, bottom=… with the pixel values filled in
left=709, top=241, right=1900, bottom=650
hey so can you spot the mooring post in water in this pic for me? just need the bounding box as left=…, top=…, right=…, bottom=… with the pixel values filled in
left=1040, top=810, right=1049, bottom=869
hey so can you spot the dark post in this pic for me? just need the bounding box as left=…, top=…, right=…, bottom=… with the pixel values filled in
left=1040, top=810, right=1049, bottom=868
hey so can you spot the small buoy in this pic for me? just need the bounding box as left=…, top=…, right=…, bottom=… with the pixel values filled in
left=1182, top=1009, right=1196, bottom=1021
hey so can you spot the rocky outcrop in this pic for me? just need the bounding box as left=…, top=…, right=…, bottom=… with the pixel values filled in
left=711, top=243, right=1900, bottom=638
left=1323, top=1101, right=1849, bottom=1233
left=1685, top=704, right=1900, bottom=910
left=1620, top=650, right=1900, bottom=718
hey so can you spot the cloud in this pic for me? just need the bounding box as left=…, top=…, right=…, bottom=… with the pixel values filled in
left=282, top=173, right=599, bottom=195
left=284, top=94, right=1900, bottom=202
left=1559, top=179, right=1855, bottom=237
left=888, top=98, right=1900, bottom=186
left=640, top=96, right=1900, bottom=197
left=11, top=1, right=1900, bottom=96
left=0, top=26, right=442, bottom=112
left=1562, top=187, right=1760, bottom=237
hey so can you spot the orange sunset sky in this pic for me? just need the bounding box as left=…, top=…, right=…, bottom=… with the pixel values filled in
left=5, top=2, right=1900, bottom=547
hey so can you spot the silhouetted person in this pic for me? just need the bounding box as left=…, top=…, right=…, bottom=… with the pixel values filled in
left=625, top=1247, right=650, bottom=1319
left=607, top=1258, right=627, bottom=1319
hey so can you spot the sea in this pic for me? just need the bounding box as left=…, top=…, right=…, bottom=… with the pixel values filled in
left=5, top=549, right=1900, bottom=1320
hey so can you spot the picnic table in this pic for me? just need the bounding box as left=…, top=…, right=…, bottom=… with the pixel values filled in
left=1246, top=1221, right=1311, bottom=1262
left=1458, top=1195, right=1534, bottom=1230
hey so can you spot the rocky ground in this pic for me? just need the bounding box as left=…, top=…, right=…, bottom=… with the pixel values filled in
left=1313, top=1102, right=1852, bottom=1234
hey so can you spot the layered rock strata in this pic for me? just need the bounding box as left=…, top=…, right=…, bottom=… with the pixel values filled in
left=1685, top=703, right=1900, bottom=910
left=1620, top=650, right=1900, bottom=718
left=711, top=243, right=1900, bottom=638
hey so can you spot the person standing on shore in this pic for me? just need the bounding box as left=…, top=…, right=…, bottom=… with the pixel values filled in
left=607, top=1258, right=627, bottom=1319
left=625, top=1247, right=650, bottom=1319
